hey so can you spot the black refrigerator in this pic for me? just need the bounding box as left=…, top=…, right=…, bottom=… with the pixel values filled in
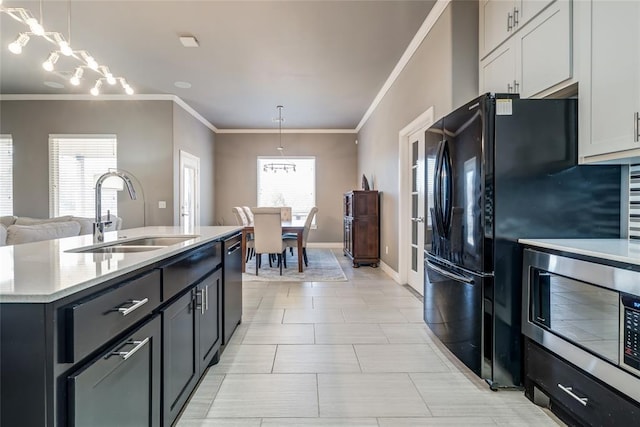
left=423, top=93, right=622, bottom=388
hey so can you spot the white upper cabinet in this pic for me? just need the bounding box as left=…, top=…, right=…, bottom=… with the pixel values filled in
left=480, top=0, right=555, bottom=58
left=579, top=1, right=640, bottom=163
left=480, top=1, right=572, bottom=97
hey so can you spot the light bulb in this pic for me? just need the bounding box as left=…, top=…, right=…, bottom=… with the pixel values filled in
left=90, top=80, right=102, bottom=96
left=25, top=18, right=45, bottom=36
left=124, top=85, right=134, bottom=95
left=59, top=41, right=72, bottom=56
left=70, top=67, right=84, bottom=86
left=106, top=73, right=116, bottom=85
left=8, top=34, right=29, bottom=54
left=81, top=52, right=99, bottom=70
left=42, top=52, right=59, bottom=72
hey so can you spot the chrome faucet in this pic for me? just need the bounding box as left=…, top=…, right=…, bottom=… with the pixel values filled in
left=94, top=170, right=137, bottom=242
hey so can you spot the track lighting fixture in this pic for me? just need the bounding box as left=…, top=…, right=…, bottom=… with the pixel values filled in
left=0, top=4, right=133, bottom=95
left=70, top=67, right=83, bottom=86
left=8, top=33, right=29, bottom=54
left=42, top=52, right=59, bottom=72
left=90, top=80, right=102, bottom=96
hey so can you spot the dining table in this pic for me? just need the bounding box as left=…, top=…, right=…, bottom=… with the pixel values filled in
left=241, top=219, right=306, bottom=273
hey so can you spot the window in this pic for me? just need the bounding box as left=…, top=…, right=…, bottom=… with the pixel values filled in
left=257, top=157, right=316, bottom=223
left=49, top=135, right=117, bottom=218
left=0, top=136, right=12, bottom=216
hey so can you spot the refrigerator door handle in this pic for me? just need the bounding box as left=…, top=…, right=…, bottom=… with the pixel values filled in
left=426, top=260, right=475, bottom=285
left=441, top=139, right=453, bottom=237
left=433, top=140, right=445, bottom=236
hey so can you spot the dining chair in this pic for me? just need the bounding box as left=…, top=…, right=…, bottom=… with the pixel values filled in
left=284, top=206, right=318, bottom=267
left=252, top=207, right=287, bottom=275
left=242, top=206, right=254, bottom=225
left=232, top=207, right=255, bottom=261
left=280, top=206, right=292, bottom=222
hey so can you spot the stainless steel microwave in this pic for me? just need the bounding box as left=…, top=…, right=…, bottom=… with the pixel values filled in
left=522, top=248, right=640, bottom=403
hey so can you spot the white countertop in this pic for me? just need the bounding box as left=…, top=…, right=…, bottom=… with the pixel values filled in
left=0, top=226, right=242, bottom=303
left=518, top=238, right=640, bottom=267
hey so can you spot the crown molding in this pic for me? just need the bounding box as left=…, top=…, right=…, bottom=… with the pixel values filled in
left=355, top=0, right=451, bottom=133
left=217, top=128, right=357, bottom=134
left=0, top=93, right=218, bottom=132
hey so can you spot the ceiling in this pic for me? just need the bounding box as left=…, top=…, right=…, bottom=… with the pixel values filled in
left=0, top=1, right=436, bottom=129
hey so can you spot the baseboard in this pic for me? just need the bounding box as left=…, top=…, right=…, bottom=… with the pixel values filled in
left=307, top=242, right=342, bottom=249
left=379, top=260, right=401, bottom=283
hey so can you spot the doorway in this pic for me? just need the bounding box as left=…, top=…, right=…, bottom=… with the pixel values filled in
left=398, top=107, right=434, bottom=295
left=179, top=150, right=200, bottom=229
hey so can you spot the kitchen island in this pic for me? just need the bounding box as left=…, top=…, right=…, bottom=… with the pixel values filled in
left=0, top=225, right=242, bottom=427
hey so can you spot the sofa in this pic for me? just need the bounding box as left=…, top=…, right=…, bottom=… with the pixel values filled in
left=0, top=215, right=122, bottom=246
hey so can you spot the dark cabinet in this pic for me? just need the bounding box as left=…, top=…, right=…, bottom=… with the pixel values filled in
left=68, top=315, right=161, bottom=427
left=525, top=339, right=640, bottom=426
left=162, top=290, right=199, bottom=426
left=343, top=190, right=379, bottom=267
left=162, top=268, right=222, bottom=427
left=197, top=269, right=222, bottom=367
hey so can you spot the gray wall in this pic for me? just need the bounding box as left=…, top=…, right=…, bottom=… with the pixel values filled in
left=357, top=1, right=479, bottom=271
left=0, top=99, right=215, bottom=228
left=215, top=133, right=357, bottom=243
left=172, top=104, right=217, bottom=225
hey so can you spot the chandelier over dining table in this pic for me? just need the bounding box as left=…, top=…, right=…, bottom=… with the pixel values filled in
left=263, top=105, right=297, bottom=173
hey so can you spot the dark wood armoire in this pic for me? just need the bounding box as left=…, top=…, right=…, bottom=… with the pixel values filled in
left=343, top=190, right=379, bottom=267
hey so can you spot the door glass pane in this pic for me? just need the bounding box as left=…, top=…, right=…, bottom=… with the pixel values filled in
left=412, top=167, right=417, bottom=192
left=412, top=141, right=418, bottom=166
left=412, top=221, right=417, bottom=245
left=411, top=247, right=417, bottom=272
left=412, top=194, right=418, bottom=218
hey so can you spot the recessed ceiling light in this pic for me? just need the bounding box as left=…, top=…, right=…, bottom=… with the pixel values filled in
left=44, top=81, right=64, bottom=88
left=174, top=81, right=192, bottom=89
left=179, top=36, right=199, bottom=48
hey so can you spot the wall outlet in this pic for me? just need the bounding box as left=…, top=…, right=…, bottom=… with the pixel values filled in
left=385, top=245, right=389, bottom=255
left=158, top=201, right=166, bottom=209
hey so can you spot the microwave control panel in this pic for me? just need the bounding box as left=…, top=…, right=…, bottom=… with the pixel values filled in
left=621, top=294, right=640, bottom=375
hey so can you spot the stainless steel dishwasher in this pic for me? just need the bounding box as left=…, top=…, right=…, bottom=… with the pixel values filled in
left=222, top=233, right=242, bottom=344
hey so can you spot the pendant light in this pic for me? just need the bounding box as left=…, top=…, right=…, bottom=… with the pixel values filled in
left=263, top=105, right=296, bottom=173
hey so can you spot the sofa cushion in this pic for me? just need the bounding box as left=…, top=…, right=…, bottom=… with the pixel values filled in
left=0, top=216, right=17, bottom=228
left=6, top=222, right=81, bottom=245
left=15, top=215, right=74, bottom=226
left=71, top=216, right=122, bottom=235
left=0, top=224, right=6, bottom=246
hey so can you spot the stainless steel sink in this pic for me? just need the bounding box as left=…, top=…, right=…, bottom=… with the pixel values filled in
left=66, top=235, right=199, bottom=254
left=72, top=245, right=167, bottom=254
left=118, top=236, right=197, bottom=246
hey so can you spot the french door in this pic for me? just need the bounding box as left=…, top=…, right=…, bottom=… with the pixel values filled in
left=407, top=128, right=426, bottom=293
left=179, top=150, right=200, bottom=229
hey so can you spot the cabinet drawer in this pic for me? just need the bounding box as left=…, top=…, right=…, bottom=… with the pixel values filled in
left=162, top=241, right=222, bottom=300
left=68, top=315, right=161, bottom=427
left=65, top=270, right=161, bottom=363
left=526, top=341, right=640, bottom=426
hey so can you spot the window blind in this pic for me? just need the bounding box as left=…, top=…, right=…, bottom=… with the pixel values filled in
left=0, top=136, right=13, bottom=216
left=257, top=157, right=316, bottom=223
left=631, top=164, right=640, bottom=240
left=49, top=135, right=117, bottom=218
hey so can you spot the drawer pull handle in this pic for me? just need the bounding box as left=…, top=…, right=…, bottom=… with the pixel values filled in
left=108, top=337, right=150, bottom=360
left=117, top=298, right=149, bottom=316
left=558, top=383, right=588, bottom=406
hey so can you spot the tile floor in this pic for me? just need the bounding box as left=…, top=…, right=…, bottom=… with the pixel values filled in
left=176, top=250, right=563, bottom=426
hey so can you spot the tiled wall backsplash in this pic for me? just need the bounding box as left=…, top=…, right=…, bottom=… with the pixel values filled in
left=631, top=164, right=640, bottom=240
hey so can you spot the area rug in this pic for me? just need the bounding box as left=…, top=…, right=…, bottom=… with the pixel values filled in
left=243, top=248, right=347, bottom=282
